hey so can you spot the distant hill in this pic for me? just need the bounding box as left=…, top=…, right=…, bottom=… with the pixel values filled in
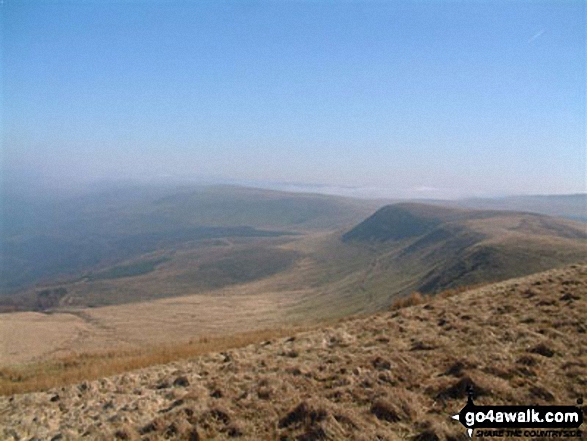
left=453, top=193, right=587, bottom=222
left=2, top=188, right=585, bottom=315
left=149, top=185, right=381, bottom=230
left=338, top=203, right=587, bottom=298
left=342, top=203, right=463, bottom=242
left=0, top=185, right=380, bottom=294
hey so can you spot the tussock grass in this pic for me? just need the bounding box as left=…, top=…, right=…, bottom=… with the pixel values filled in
left=1, top=263, right=586, bottom=440
left=0, top=282, right=511, bottom=396
left=0, top=327, right=305, bottom=396
left=390, top=283, right=487, bottom=310
left=390, top=291, right=428, bottom=310
left=435, top=282, right=487, bottom=299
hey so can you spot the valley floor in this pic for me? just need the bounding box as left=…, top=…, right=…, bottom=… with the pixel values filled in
left=0, top=289, right=301, bottom=366
left=0, top=232, right=348, bottom=366
left=1, top=264, right=585, bottom=440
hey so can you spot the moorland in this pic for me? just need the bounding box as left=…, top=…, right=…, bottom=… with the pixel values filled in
left=0, top=185, right=584, bottom=372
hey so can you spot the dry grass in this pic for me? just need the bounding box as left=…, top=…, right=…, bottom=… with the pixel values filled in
left=0, top=327, right=307, bottom=396
left=434, top=282, right=487, bottom=299
left=389, top=291, right=429, bottom=310
left=2, top=263, right=586, bottom=440
left=389, top=283, right=488, bottom=310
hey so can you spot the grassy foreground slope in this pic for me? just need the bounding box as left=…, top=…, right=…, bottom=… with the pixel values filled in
left=2, top=264, right=585, bottom=440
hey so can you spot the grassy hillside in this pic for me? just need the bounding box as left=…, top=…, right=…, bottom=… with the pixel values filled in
left=3, top=201, right=585, bottom=315
left=0, top=185, right=380, bottom=294
left=342, top=203, right=461, bottom=242
left=2, top=264, right=585, bottom=440
left=294, top=203, right=587, bottom=317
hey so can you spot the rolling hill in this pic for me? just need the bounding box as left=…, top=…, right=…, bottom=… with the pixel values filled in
left=338, top=203, right=587, bottom=298
left=2, top=199, right=585, bottom=319
left=455, top=193, right=587, bottom=222
left=0, top=185, right=381, bottom=296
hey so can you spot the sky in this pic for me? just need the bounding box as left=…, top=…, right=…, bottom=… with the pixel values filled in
left=2, top=0, right=585, bottom=199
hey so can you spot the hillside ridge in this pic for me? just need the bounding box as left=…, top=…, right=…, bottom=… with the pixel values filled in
left=343, top=202, right=587, bottom=243
left=339, top=203, right=587, bottom=297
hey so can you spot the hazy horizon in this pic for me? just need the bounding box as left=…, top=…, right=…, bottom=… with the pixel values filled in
left=2, top=171, right=586, bottom=203
left=2, top=0, right=586, bottom=200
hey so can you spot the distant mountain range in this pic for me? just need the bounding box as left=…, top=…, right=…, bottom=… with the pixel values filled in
left=453, top=193, right=587, bottom=222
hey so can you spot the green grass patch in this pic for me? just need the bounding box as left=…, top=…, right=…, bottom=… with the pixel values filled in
left=88, top=257, right=171, bottom=280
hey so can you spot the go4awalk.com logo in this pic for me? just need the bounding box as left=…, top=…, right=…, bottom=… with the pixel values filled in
left=451, top=389, right=584, bottom=438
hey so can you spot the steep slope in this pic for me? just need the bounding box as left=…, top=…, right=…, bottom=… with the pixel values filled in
left=339, top=203, right=587, bottom=298
left=342, top=203, right=463, bottom=242
left=2, top=264, right=585, bottom=440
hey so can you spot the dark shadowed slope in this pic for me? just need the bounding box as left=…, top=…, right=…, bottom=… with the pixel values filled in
left=333, top=203, right=587, bottom=305
left=342, top=203, right=465, bottom=242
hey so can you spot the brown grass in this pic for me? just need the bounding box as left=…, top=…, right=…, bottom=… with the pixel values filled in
left=2, top=264, right=586, bottom=440
left=435, top=282, right=487, bottom=299
left=0, top=283, right=494, bottom=396
left=0, top=327, right=307, bottom=396
left=389, top=283, right=487, bottom=311
left=390, top=291, right=429, bottom=310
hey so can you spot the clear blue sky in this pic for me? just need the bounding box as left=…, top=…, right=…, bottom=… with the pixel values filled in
left=2, top=0, right=585, bottom=199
